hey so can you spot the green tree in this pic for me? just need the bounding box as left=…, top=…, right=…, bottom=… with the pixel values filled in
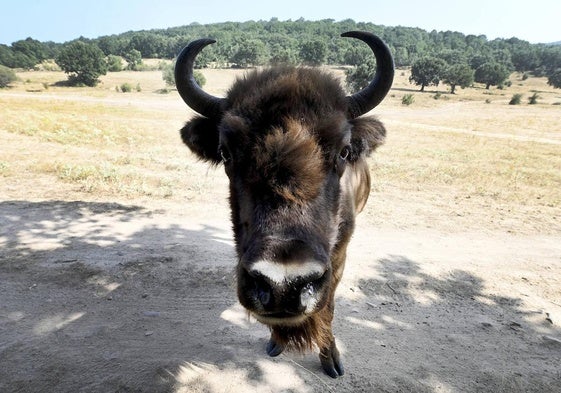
left=547, top=69, right=561, bottom=88
left=299, top=39, right=327, bottom=66
left=11, top=38, right=47, bottom=68
left=123, top=49, right=142, bottom=70
left=443, top=64, right=474, bottom=93
left=343, top=45, right=371, bottom=66
left=232, top=39, right=268, bottom=67
left=162, top=62, right=175, bottom=86
left=0, top=65, right=17, bottom=88
left=474, top=62, right=510, bottom=89
left=438, top=49, right=468, bottom=66
left=55, top=41, right=107, bottom=86
left=409, top=57, right=447, bottom=92
left=106, top=55, right=123, bottom=72
left=345, top=58, right=375, bottom=91
left=269, top=47, right=298, bottom=66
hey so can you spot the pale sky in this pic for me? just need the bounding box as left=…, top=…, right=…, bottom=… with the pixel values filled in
left=1, top=0, right=559, bottom=45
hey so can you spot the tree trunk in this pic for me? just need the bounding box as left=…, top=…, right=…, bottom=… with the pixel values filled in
left=450, top=84, right=456, bottom=94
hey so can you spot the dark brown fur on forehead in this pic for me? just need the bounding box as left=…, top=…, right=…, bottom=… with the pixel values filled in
left=255, top=118, right=324, bottom=203
left=227, top=67, right=348, bottom=128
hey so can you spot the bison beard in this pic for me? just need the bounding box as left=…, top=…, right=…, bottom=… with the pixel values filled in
left=175, top=31, right=394, bottom=378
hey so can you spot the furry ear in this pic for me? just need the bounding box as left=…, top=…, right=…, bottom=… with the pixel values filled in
left=348, top=116, right=386, bottom=161
left=180, top=116, right=221, bottom=163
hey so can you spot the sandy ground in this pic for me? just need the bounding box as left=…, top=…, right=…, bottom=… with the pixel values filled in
left=1, top=70, right=561, bottom=392
left=1, top=189, right=560, bottom=392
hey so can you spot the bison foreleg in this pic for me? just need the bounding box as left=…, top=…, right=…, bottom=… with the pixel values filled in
left=266, top=337, right=285, bottom=357
left=320, top=339, right=344, bottom=378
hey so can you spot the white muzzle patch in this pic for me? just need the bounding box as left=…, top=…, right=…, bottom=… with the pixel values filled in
left=249, top=260, right=325, bottom=286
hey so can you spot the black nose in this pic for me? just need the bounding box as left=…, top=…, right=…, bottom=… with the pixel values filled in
left=256, top=284, right=271, bottom=306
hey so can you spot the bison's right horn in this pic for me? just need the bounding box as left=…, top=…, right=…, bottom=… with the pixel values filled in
left=175, top=39, right=226, bottom=118
left=342, top=31, right=395, bottom=119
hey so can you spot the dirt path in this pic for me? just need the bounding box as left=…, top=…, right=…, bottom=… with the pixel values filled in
left=1, top=199, right=560, bottom=392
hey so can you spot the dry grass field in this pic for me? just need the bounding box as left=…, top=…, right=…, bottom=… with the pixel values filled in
left=1, top=66, right=560, bottom=392
left=2, top=67, right=560, bottom=234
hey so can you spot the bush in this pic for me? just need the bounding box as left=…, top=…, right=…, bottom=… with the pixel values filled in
left=402, top=94, right=415, bottom=106
left=56, top=41, right=108, bottom=86
left=193, top=70, right=206, bottom=88
left=107, top=55, right=123, bottom=72
left=120, top=83, right=133, bottom=92
left=509, top=94, right=522, bottom=105
left=345, top=60, right=375, bottom=92
left=0, top=65, right=17, bottom=88
left=528, top=93, right=539, bottom=104
left=162, top=62, right=174, bottom=86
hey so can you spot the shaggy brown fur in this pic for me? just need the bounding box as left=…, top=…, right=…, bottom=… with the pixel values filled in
left=255, top=119, right=324, bottom=204
left=180, top=66, right=387, bottom=379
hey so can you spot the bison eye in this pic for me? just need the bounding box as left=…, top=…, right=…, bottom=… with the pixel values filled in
left=339, top=146, right=351, bottom=161
left=219, top=146, right=231, bottom=163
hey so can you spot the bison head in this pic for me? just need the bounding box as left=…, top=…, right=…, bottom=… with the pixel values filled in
left=176, top=32, right=393, bottom=364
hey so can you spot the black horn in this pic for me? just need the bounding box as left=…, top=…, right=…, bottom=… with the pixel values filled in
left=175, top=38, right=226, bottom=118
left=342, top=31, right=394, bottom=119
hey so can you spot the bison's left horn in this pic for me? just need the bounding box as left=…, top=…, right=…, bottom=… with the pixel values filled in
left=175, top=39, right=226, bottom=118
left=342, top=31, right=395, bottom=119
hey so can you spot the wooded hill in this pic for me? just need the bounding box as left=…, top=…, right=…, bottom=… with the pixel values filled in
left=1, top=18, right=560, bottom=76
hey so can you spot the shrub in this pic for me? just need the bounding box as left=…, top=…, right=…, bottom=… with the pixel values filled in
left=107, top=55, right=123, bottom=72
left=162, top=62, right=174, bottom=86
left=509, top=94, right=522, bottom=105
left=402, top=94, right=415, bottom=106
left=55, top=41, right=107, bottom=86
left=528, top=93, right=539, bottom=105
left=163, top=61, right=205, bottom=88
left=0, top=65, right=17, bottom=88
left=193, top=70, right=206, bottom=88
left=120, top=83, right=133, bottom=92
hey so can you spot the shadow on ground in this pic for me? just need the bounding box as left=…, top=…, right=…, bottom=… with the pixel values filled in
left=1, top=201, right=560, bottom=393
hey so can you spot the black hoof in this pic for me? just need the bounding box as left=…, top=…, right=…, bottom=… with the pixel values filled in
left=266, top=338, right=285, bottom=357
left=320, top=342, right=344, bottom=378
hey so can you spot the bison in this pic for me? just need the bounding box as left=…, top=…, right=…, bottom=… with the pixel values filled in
left=175, top=31, right=394, bottom=378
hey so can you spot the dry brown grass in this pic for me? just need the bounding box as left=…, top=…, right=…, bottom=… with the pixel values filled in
left=1, top=67, right=559, bottom=234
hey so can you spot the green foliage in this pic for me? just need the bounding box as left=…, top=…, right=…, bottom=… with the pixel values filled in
left=299, top=39, right=327, bottom=66
left=0, top=19, right=558, bottom=79
left=509, top=94, right=522, bottom=105
left=547, top=69, right=561, bottom=88
left=409, top=57, right=447, bottom=92
left=162, top=62, right=175, bottom=86
left=344, top=45, right=371, bottom=66
left=120, top=83, right=133, bottom=92
left=123, top=49, right=142, bottom=70
left=443, top=63, right=474, bottom=93
left=402, top=94, right=415, bottom=105
left=162, top=60, right=204, bottom=88
left=345, top=59, right=375, bottom=91
left=107, top=55, right=123, bottom=72
left=193, top=71, right=206, bottom=88
left=475, top=62, right=510, bottom=89
left=55, top=41, right=107, bottom=86
left=232, top=39, right=269, bottom=67
left=0, top=65, right=17, bottom=88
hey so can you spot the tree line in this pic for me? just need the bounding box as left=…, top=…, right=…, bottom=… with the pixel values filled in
left=1, top=18, right=560, bottom=89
